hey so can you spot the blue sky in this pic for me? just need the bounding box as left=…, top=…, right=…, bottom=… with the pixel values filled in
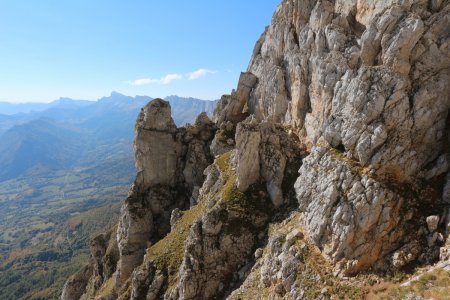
left=0, top=1, right=280, bottom=103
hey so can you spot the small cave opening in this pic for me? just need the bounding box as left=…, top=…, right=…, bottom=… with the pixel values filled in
left=336, top=142, right=346, bottom=153
left=291, top=23, right=300, bottom=47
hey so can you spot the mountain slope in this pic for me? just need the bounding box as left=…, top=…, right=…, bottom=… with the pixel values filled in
left=62, top=1, right=450, bottom=299
left=0, top=93, right=217, bottom=300
left=0, top=113, right=30, bottom=136
left=0, top=119, right=84, bottom=181
left=165, top=95, right=217, bottom=126
left=0, top=98, right=92, bottom=115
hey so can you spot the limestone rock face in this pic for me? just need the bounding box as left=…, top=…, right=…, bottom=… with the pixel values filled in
left=214, top=72, right=258, bottom=126
left=121, top=152, right=272, bottom=300
left=169, top=204, right=267, bottom=300
left=90, top=228, right=119, bottom=290
left=63, top=1, right=450, bottom=299
left=134, top=99, right=181, bottom=190
left=114, top=101, right=217, bottom=286
left=235, top=118, right=302, bottom=207
left=61, top=264, right=93, bottom=300
left=236, top=0, right=450, bottom=276
left=228, top=212, right=368, bottom=299
left=246, top=1, right=449, bottom=181
left=296, top=139, right=414, bottom=275
left=62, top=99, right=216, bottom=298
left=61, top=227, right=119, bottom=300
left=235, top=121, right=261, bottom=193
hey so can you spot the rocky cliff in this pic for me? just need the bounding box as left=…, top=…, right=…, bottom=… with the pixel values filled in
left=62, top=0, right=450, bottom=299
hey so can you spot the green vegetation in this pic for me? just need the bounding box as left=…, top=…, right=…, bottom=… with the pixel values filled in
left=215, top=128, right=235, bottom=144
left=0, top=203, right=122, bottom=300
left=144, top=152, right=231, bottom=289
left=327, top=146, right=371, bottom=178
left=215, top=151, right=232, bottom=174
left=0, top=252, right=89, bottom=300
left=221, top=175, right=247, bottom=207
left=0, top=159, right=132, bottom=262
left=0, top=93, right=217, bottom=299
left=146, top=198, right=207, bottom=288
left=216, top=151, right=271, bottom=213
left=384, top=271, right=407, bottom=283
left=145, top=151, right=271, bottom=293
left=95, top=277, right=116, bottom=299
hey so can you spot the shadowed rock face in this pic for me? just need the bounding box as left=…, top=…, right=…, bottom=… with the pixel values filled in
left=63, top=1, right=450, bottom=299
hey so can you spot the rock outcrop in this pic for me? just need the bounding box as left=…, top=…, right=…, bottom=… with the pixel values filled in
left=235, top=118, right=302, bottom=207
left=62, top=99, right=216, bottom=299
left=114, top=151, right=273, bottom=300
left=295, top=139, right=412, bottom=275
left=220, top=0, right=450, bottom=277
left=63, top=0, right=450, bottom=299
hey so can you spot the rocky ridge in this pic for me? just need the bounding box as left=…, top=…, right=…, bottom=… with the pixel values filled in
left=63, top=0, right=450, bottom=299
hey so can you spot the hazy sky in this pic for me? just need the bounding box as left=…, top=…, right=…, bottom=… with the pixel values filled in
left=0, top=1, right=280, bottom=103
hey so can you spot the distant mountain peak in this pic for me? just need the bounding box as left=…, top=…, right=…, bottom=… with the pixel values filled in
left=110, top=91, right=125, bottom=97
left=165, top=95, right=216, bottom=102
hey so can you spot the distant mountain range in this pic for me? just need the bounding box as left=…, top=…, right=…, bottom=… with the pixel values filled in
left=0, top=92, right=217, bottom=181
left=0, top=98, right=92, bottom=115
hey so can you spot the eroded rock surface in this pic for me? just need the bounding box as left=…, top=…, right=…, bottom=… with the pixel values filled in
left=295, top=139, right=413, bottom=275
left=235, top=118, right=302, bottom=207
left=62, top=99, right=216, bottom=299
left=119, top=151, right=272, bottom=300
left=63, top=0, right=450, bottom=299
left=240, top=0, right=449, bottom=277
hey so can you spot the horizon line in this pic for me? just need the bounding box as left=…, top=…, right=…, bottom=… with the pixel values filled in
left=0, top=91, right=220, bottom=104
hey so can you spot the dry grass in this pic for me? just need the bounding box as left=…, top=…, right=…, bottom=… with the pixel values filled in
left=230, top=213, right=366, bottom=300
left=369, top=268, right=450, bottom=300
left=145, top=197, right=207, bottom=288
left=95, top=277, right=116, bottom=299
left=145, top=150, right=269, bottom=293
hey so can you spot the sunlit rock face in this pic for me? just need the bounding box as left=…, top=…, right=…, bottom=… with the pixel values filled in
left=134, top=99, right=181, bottom=190
left=225, top=0, right=450, bottom=275
left=62, top=0, right=450, bottom=299
left=245, top=0, right=449, bottom=179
